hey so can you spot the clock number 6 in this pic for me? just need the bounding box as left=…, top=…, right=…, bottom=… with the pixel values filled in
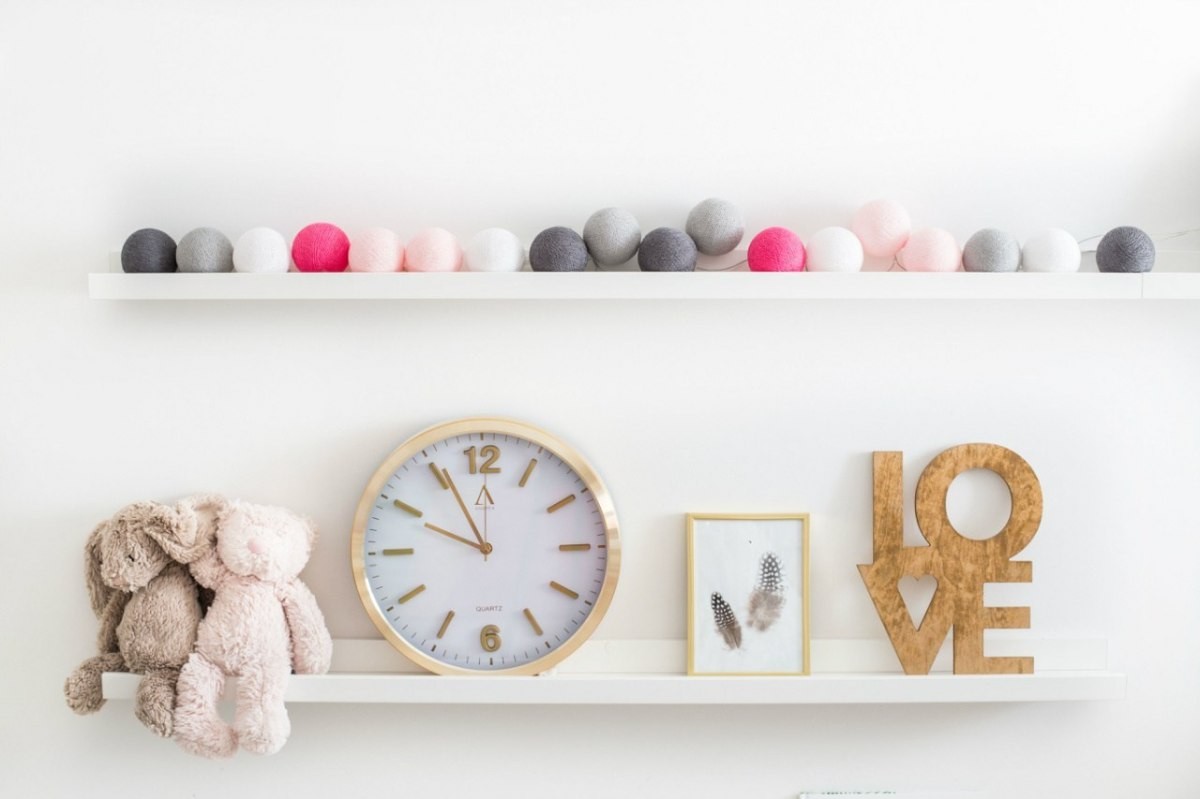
left=480, top=624, right=502, bottom=652
left=464, top=445, right=501, bottom=475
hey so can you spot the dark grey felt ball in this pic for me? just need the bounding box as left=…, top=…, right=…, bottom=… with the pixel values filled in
left=1096, top=226, right=1155, bottom=273
left=177, top=227, right=234, bottom=273
left=529, top=226, right=589, bottom=272
left=583, top=207, right=641, bottom=267
left=962, top=228, right=1021, bottom=273
left=685, top=197, right=744, bottom=256
left=638, top=227, right=698, bottom=272
left=121, top=228, right=177, bottom=273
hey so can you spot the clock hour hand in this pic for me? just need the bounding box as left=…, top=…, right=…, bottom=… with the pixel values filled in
left=423, top=522, right=492, bottom=553
left=441, top=469, right=488, bottom=550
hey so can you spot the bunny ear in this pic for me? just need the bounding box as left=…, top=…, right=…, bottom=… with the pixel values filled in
left=147, top=494, right=227, bottom=563
left=84, top=521, right=113, bottom=617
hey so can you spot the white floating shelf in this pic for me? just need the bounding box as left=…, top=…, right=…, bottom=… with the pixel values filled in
left=100, top=669, right=1124, bottom=705
left=99, top=638, right=1124, bottom=705
left=89, top=271, right=1156, bottom=301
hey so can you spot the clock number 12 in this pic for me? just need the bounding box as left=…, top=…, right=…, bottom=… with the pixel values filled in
left=464, top=445, right=501, bottom=474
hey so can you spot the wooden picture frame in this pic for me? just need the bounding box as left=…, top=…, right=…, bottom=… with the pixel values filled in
left=686, top=514, right=811, bottom=676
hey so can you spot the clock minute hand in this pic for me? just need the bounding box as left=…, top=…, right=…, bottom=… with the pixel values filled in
left=442, top=468, right=487, bottom=549
left=423, top=522, right=485, bottom=551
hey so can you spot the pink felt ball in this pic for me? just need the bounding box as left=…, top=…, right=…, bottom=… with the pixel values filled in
left=348, top=227, right=405, bottom=272
left=747, top=227, right=806, bottom=272
left=405, top=227, right=462, bottom=272
left=897, top=227, right=961, bottom=272
left=851, top=199, right=911, bottom=258
left=291, top=222, right=350, bottom=272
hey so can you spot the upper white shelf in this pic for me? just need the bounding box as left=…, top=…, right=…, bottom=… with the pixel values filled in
left=86, top=270, right=1200, bottom=301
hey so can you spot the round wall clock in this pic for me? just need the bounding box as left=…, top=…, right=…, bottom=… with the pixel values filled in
left=350, top=417, right=620, bottom=675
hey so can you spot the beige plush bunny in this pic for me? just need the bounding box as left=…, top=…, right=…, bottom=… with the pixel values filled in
left=173, top=498, right=332, bottom=758
left=64, top=496, right=219, bottom=736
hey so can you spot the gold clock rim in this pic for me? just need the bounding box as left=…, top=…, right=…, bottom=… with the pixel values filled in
left=350, top=416, right=622, bottom=676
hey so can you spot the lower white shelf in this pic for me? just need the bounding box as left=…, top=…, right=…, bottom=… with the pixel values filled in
left=98, top=638, right=1124, bottom=705
left=100, top=669, right=1124, bottom=705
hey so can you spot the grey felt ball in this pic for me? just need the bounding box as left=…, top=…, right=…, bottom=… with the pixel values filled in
left=529, top=226, right=589, bottom=272
left=1096, top=226, right=1155, bottom=273
left=962, top=228, right=1021, bottom=273
left=685, top=197, right=744, bottom=256
left=121, top=228, right=177, bottom=273
left=638, top=227, right=697, bottom=272
left=583, top=207, right=641, bottom=267
left=176, top=227, right=234, bottom=273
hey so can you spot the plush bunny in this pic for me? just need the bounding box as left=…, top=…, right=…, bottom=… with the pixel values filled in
left=64, top=496, right=217, bottom=736
left=174, top=498, right=332, bottom=758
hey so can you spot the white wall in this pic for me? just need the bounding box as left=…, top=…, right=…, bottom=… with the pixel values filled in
left=3, top=1, right=1199, bottom=796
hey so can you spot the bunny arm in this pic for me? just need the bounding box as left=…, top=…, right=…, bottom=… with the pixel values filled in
left=280, top=580, right=332, bottom=675
left=187, top=547, right=228, bottom=591
left=96, top=591, right=131, bottom=653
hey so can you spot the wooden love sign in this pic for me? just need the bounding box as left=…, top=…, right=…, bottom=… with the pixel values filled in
left=858, top=444, right=1043, bottom=675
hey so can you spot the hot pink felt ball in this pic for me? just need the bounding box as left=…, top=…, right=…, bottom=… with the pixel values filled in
left=291, top=222, right=350, bottom=272
left=897, top=227, right=961, bottom=272
left=747, top=227, right=806, bottom=272
left=405, top=227, right=462, bottom=272
left=851, top=199, right=911, bottom=259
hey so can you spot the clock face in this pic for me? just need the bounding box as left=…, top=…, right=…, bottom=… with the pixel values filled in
left=350, top=418, right=620, bottom=675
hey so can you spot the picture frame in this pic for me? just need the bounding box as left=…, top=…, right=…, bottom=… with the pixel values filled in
left=686, top=513, right=811, bottom=676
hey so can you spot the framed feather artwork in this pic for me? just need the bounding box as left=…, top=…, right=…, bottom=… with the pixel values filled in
left=686, top=514, right=811, bottom=675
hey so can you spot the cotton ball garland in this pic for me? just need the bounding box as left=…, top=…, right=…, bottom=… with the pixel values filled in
left=291, top=222, right=350, bottom=272
left=806, top=226, right=863, bottom=272
left=685, top=198, right=744, bottom=256
left=176, top=227, right=233, bottom=273
left=747, top=227, right=806, bottom=272
left=348, top=228, right=404, bottom=272
left=121, top=228, right=177, bottom=273
left=464, top=228, right=526, bottom=272
left=233, top=228, right=289, bottom=273
left=1021, top=228, right=1081, bottom=273
left=637, top=227, right=697, bottom=272
left=962, top=229, right=1020, bottom=273
left=583, top=208, right=640, bottom=267
left=897, top=228, right=960, bottom=272
left=406, top=227, right=463, bottom=272
left=530, top=226, right=589, bottom=272
left=1096, top=226, right=1155, bottom=273
left=851, top=199, right=911, bottom=258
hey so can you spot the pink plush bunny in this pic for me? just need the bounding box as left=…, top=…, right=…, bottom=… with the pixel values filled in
left=173, top=498, right=332, bottom=758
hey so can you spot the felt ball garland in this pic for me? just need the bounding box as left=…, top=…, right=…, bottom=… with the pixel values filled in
left=120, top=200, right=1174, bottom=281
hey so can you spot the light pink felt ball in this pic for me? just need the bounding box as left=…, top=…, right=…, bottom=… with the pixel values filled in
left=747, top=227, right=806, bottom=272
left=851, top=199, right=911, bottom=258
left=291, top=222, right=350, bottom=272
left=405, top=227, right=462, bottom=272
left=897, top=227, right=961, bottom=272
left=348, top=227, right=405, bottom=272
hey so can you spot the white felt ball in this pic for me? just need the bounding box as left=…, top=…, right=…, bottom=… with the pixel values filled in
left=1022, top=228, right=1081, bottom=273
left=348, top=228, right=404, bottom=272
left=851, top=199, right=912, bottom=258
left=806, top=226, right=864, bottom=272
left=464, top=228, right=526, bottom=272
left=233, top=227, right=289, bottom=273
